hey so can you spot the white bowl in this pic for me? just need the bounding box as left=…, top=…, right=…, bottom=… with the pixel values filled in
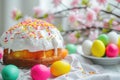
left=77, top=45, right=120, bottom=65
left=81, top=54, right=120, bottom=65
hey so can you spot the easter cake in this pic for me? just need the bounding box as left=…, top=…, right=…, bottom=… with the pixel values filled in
left=0, top=18, right=65, bottom=68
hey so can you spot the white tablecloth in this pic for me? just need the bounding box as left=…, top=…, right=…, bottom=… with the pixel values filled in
left=0, top=54, right=120, bottom=80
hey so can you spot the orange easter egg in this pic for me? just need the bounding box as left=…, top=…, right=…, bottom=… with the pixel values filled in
left=61, top=49, right=68, bottom=58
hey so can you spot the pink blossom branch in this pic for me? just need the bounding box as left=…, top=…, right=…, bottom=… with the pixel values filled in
left=38, top=6, right=86, bottom=19
left=101, top=10, right=120, bottom=18
left=62, top=26, right=120, bottom=35
left=109, top=3, right=120, bottom=10
left=38, top=6, right=120, bottom=19
left=54, top=6, right=87, bottom=14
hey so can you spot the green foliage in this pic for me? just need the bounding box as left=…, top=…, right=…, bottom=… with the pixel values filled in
left=108, top=18, right=114, bottom=28
left=43, top=14, right=48, bottom=18
left=75, top=31, right=81, bottom=38
left=102, top=28, right=110, bottom=33
left=14, top=11, right=22, bottom=20
left=106, top=4, right=112, bottom=12
left=57, top=24, right=64, bottom=32
left=81, top=0, right=89, bottom=6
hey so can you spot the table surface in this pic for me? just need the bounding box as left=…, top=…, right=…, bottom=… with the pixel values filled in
left=0, top=54, right=120, bottom=80
left=0, top=46, right=120, bottom=80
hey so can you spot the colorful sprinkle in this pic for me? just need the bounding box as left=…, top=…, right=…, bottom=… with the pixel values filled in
left=5, top=18, right=56, bottom=40
left=89, top=71, right=96, bottom=75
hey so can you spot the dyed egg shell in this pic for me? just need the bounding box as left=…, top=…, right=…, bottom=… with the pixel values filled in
left=1, top=65, right=19, bottom=80
left=107, top=31, right=118, bottom=44
left=31, top=64, right=50, bottom=80
left=82, top=40, right=92, bottom=55
left=61, top=48, right=68, bottom=58
left=0, top=47, right=3, bottom=59
left=66, top=44, right=77, bottom=54
left=50, top=61, right=71, bottom=76
left=106, top=43, right=119, bottom=57
left=97, top=34, right=109, bottom=46
left=91, top=40, right=105, bottom=57
left=117, top=35, right=120, bottom=50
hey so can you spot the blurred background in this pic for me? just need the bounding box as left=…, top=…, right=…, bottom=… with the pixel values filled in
left=0, top=0, right=120, bottom=44
left=0, top=0, right=39, bottom=36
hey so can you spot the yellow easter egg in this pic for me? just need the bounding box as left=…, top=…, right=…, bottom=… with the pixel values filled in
left=50, top=61, right=71, bottom=76
left=117, top=35, right=120, bottom=47
left=91, top=40, right=105, bottom=57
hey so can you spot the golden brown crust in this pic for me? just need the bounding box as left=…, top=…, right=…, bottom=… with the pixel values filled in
left=3, top=49, right=63, bottom=68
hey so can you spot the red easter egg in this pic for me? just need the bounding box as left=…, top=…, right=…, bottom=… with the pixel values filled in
left=106, top=43, right=119, bottom=57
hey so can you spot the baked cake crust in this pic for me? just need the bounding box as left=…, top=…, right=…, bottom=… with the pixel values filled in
left=3, top=49, right=63, bottom=68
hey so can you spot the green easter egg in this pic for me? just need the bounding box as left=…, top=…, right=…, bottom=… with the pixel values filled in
left=1, top=65, right=19, bottom=80
left=97, top=34, right=109, bottom=46
left=66, top=44, right=76, bottom=54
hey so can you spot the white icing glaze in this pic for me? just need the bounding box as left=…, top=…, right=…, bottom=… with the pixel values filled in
left=52, top=35, right=59, bottom=56
left=0, top=24, right=64, bottom=52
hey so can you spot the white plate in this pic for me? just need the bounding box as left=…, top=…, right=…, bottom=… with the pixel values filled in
left=77, top=45, right=120, bottom=65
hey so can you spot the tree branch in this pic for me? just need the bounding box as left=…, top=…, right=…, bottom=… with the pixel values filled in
left=109, top=3, right=120, bottom=10
left=54, top=6, right=87, bottom=14
left=101, top=10, right=120, bottom=18
left=62, top=26, right=120, bottom=35
left=38, top=6, right=86, bottom=19
left=38, top=6, right=120, bottom=19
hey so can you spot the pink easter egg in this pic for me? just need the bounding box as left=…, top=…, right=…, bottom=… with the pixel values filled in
left=0, top=47, right=3, bottom=59
left=31, top=64, right=51, bottom=80
left=106, top=43, right=119, bottom=57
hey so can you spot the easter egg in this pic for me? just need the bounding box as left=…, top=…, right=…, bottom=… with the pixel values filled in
left=0, top=47, right=3, bottom=59
left=50, top=61, right=71, bottom=76
left=91, top=40, right=105, bottom=57
left=106, top=43, right=119, bottom=57
left=97, top=34, right=109, bottom=46
left=61, top=48, right=68, bottom=58
left=118, top=35, right=120, bottom=51
left=66, top=44, right=76, bottom=54
left=118, top=35, right=120, bottom=45
left=31, top=64, right=50, bottom=80
left=1, top=65, right=19, bottom=80
left=107, top=31, right=118, bottom=44
left=82, top=40, right=92, bottom=55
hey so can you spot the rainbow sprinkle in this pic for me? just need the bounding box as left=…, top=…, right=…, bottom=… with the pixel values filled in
left=4, top=18, right=56, bottom=43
